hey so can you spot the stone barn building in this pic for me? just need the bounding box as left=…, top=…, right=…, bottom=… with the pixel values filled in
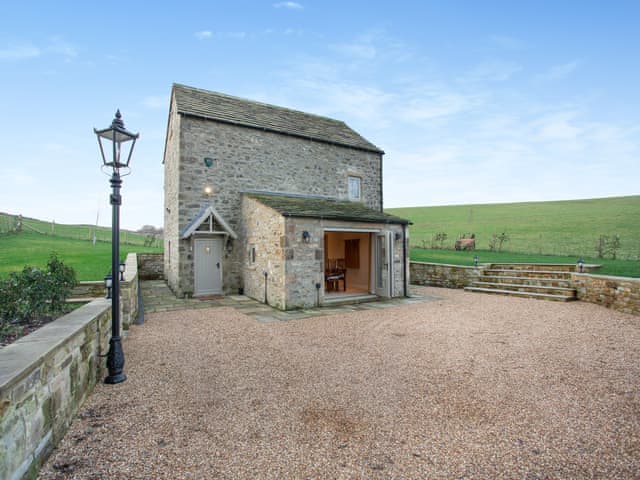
left=163, top=83, right=409, bottom=310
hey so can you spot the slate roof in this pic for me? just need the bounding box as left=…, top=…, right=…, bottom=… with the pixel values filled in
left=172, top=84, right=383, bottom=153
left=246, top=192, right=410, bottom=225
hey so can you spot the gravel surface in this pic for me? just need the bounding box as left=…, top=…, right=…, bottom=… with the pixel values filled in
left=39, top=287, right=640, bottom=479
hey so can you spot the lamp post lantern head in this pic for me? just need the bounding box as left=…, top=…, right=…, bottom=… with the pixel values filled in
left=94, top=110, right=139, bottom=173
left=104, top=273, right=113, bottom=299
left=119, top=260, right=126, bottom=281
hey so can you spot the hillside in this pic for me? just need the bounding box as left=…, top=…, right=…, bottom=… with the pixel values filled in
left=0, top=213, right=163, bottom=281
left=387, top=195, right=640, bottom=260
left=0, top=212, right=158, bottom=246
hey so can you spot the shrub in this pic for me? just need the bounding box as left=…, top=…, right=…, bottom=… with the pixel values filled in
left=0, top=254, right=77, bottom=331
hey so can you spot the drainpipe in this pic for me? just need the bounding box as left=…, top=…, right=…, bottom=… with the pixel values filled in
left=315, top=282, right=321, bottom=307
left=263, top=271, right=268, bottom=305
left=403, top=223, right=408, bottom=298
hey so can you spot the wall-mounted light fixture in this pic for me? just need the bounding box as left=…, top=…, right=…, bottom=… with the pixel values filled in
left=394, top=232, right=402, bottom=241
left=119, top=260, right=126, bottom=281
left=577, top=257, right=584, bottom=273
left=302, top=230, right=311, bottom=243
left=226, top=237, right=234, bottom=254
left=204, top=186, right=213, bottom=196
left=204, top=157, right=215, bottom=168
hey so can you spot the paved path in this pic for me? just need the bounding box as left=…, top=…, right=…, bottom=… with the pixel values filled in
left=140, top=280, right=439, bottom=322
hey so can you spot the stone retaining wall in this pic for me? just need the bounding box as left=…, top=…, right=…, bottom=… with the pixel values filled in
left=571, top=273, right=640, bottom=316
left=0, top=300, right=112, bottom=480
left=137, top=253, right=164, bottom=280
left=410, top=261, right=639, bottom=316
left=410, top=261, right=481, bottom=289
left=69, top=253, right=139, bottom=329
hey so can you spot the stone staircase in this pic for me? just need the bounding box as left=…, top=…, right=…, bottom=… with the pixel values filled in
left=465, top=263, right=577, bottom=302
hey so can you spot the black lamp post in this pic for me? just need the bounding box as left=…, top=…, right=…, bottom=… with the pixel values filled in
left=94, top=110, right=139, bottom=384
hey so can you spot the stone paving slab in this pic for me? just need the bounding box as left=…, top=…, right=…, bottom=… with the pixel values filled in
left=140, top=280, right=441, bottom=322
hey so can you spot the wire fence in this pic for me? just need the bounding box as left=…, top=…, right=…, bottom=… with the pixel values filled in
left=0, top=213, right=162, bottom=248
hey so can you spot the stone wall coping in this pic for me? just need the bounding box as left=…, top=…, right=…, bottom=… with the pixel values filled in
left=572, top=272, right=639, bottom=282
left=0, top=299, right=110, bottom=393
left=411, top=261, right=480, bottom=270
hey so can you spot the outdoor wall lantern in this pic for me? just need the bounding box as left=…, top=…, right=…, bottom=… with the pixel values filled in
left=577, top=257, right=584, bottom=273
left=302, top=230, right=311, bottom=243
left=204, top=186, right=213, bottom=196
left=225, top=237, right=234, bottom=254
left=104, top=273, right=113, bottom=299
left=119, top=260, right=126, bottom=281
left=94, top=110, right=139, bottom=385
left=474, top=255, right=479, bottom=267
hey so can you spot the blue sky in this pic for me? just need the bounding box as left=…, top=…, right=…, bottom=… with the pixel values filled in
left=0, top=1, right=638, bottom=230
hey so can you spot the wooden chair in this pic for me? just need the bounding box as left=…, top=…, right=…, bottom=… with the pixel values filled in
left=325, top=258, right=346, bottom=291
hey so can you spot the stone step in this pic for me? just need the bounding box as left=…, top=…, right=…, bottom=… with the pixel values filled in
left=323, top=294, right=378, bottom=306
left=464, top=286, right=576, bottom=302
left=483, top=269, right=572, bottom=279
left=472, top=281, right=577, bottom=296
left=479, top=275, right=572, bottom=288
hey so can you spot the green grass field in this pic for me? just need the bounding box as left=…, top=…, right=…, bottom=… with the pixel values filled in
left=0, top=232, right=162, bottom=281
left=387, top=196, right=640, bottom=260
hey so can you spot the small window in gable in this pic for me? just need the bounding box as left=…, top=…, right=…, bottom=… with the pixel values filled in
left=348, top=176, right=361, bottom=201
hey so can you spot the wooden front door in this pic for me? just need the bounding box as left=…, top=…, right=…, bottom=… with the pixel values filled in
left=194, top=237, right=223, bottom=296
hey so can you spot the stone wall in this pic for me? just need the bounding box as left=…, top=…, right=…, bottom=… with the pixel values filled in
left=409, top=261, right=639, bottom=316
left=242, top=196, right=408, bottom=310
left=164, top=109, right=383, bottom=297
left=242, top=196, right=286, bottom=309
left=163, top=95, right=182, bottom=294
left=410, top=262, right=481, bottom=289
left=137, top=253, right=164, bottom=280
left=572, top=273, right=640, bottom=316
left=120, top=253, right=139, bottom=329
left=0, top=300, right=112, bottom=480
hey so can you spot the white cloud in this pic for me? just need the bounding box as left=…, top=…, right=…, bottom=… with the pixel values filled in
left=331, top=42, right=377, bottom=60
left=46, top=37, right=78, bottom=59
left=274, top=1, right=303, bottom=9
left=535, top=60, right=580, bottom=81
left=533, top=111, right=582, bottom=142
left=0, top=37, right=78, bottom=61
left=0, top=44, right=41, bottom=60
left=194, top=30, right=213, bottom=40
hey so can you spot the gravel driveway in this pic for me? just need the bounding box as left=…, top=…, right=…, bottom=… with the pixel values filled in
left=39, top=287, right=640, bottom=479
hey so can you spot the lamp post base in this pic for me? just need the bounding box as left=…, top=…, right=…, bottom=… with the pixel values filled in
left=104, top=336, right=127, bottom=384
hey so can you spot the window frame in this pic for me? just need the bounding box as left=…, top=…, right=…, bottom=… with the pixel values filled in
left=348, top=175, right=362, bottom=201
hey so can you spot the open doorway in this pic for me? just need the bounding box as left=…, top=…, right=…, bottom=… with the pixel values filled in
left=324, top=231, right=371, bottom=298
